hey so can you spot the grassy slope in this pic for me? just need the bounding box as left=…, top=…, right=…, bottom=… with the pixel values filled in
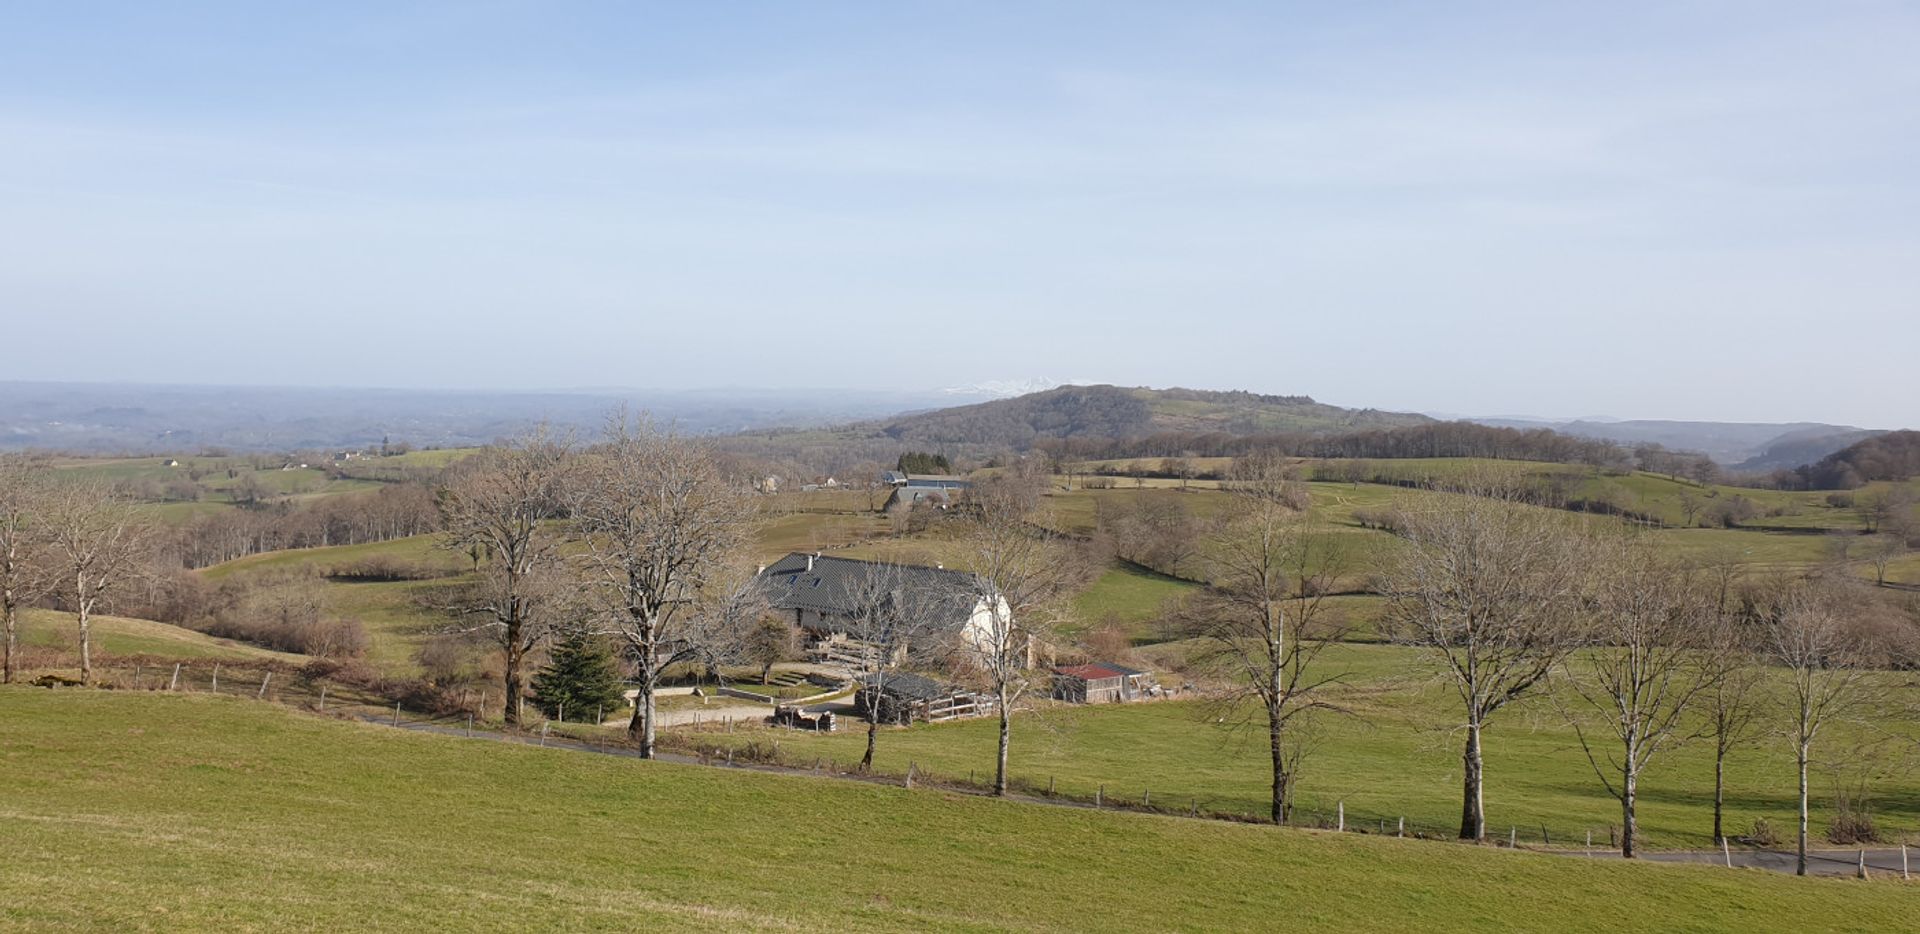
left=694, top=643, right=1920, bottom=851
left=14, top=608, right=298, bottom=662
left=2, top=690, right=1913, bottom=932
left=1071, top=563, right=1200, bottom=632
left=199, top=535, right=469, bottom=671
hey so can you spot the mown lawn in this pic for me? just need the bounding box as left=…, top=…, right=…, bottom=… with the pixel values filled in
left=697, top=643, right=1920, bottom=851
left=2, top=689, right=1915, bottom=932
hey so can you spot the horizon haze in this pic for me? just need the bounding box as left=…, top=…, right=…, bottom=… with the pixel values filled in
left=3, top=3, right=1916, bottom=426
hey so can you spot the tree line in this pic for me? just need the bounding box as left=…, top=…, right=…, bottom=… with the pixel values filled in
left=1162, top=463, right=1913, bottom=872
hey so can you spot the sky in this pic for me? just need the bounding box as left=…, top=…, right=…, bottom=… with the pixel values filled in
left=1, top=2, right=1916, bottom=426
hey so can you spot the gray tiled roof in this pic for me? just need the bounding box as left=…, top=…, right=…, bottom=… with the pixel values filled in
left=755, top=553, right=980, bottom=624
left=855, top=671, right=954, bottom=701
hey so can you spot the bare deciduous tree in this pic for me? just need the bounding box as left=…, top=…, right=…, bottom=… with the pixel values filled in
left=0, top=455, right=53, bottom=683
left=842, top=562, right=949, bottom=770
left=1559, top=534, right=1717, bottom=857
left=1760, top=583, right=1878, bottom=875
left=43, top=480, right=154, bottom=684
left=954, top=459, right=1072, bottom=796
left=1381, top=486, right=1586, bottom=841
left=1192, top=452, right=1350, bottom=824
left=566, top=413, right=756, bottom=758
left=1863, top=534, right=1905, bottom=587
left=1699, top=579, right=1764, bottom=847
left=437, top=431, right=572, bottom=726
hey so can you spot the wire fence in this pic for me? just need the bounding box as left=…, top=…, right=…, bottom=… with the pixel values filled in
left=34, top=661, right=1920, bottom=880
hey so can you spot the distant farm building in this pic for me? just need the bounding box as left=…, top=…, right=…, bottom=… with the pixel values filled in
left=855, top=672, right=992, bottom=724
left=161, top=459, right=180, bottom=468
left=1052, top=663, right=1155, bottom=704
left=880, top=472, right=972, bottom=509
left=752, top=552, right=1019, bottom=667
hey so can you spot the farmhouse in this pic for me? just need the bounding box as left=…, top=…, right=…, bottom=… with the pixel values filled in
left=1051, top=663, right=1155, bottom=704
left=854, top=671, right=992, bottom=724
left=753, top=552, right=1020, bottom=667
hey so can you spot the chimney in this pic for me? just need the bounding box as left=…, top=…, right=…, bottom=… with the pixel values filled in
left=806, top=554, right=816, bottom=571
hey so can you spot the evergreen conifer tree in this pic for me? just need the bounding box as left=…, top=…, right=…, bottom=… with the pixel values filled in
left=531, top=631, right=625, bottom=722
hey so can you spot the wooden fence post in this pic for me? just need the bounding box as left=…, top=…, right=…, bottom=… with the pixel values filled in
left=317, top=685, right=327, bottom=711
left=541, top=722, right=549, bottom=747
left=211, top=663, right=219, bottom=691
left=169, top=663, right=181, bottom=692
left=1337, top=801, right=1345, bottom=832
left=1723, top=837, right=1732, bottom=868
left=1586, top=830, right=1593, bottom=857
left=1903, top=844, right=1910, bottom=881
left=1398, top=816, right=1405, bottom=838
left=466, top=714, right=473, bottom=738
left=1509, top=826, right=1517, bottom=849
left=1047, top=775, right=1055, bottom=796
left=392, top=701, right=401, bottom=726
left=1096, top=785, right=1104, bottom=808
left=1541, top=824, right=1550, bottom=846
left=1143, top=789, right=1151, bottom=809
left=905, top=761, right=914, bottom=789
left=257, top=671, right=271, bottom=700
left=1858, top=849, right=1868, bottom=880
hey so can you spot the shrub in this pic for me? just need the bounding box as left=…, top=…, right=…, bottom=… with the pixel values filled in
left=325, top=556, right=453, bottom=582
left=1746, top=818, right=1778, bottom=847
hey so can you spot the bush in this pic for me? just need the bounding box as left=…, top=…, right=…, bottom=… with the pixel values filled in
left=325, top=556, right=453, bottom=582
left=1746, top=818, right=1778, bottom=847
left=1828, top=791, right=1880, bottom=844
left=193, top=569, right=371, bottom=658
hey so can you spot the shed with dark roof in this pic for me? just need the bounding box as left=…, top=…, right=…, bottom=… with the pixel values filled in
left=854, top=671, right=992, bottom=724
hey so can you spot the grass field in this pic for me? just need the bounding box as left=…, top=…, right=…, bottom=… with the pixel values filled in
left=1070, top=563, right=1200, bottom=635
left=692, top=642, right=1920, bottom=851
left=198, top=535, right=469, bottom=670
left=14, top=608, right=298, bottom=663
left=3, top=690, right=1915, bottom=932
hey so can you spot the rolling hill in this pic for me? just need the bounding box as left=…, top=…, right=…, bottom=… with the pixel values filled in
left=1473, top=416, right=1880, bottom=468
left=859, top=385, right=1431, bottom=449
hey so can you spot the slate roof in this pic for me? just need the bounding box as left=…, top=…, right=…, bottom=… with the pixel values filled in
left=756, top=553, right=981, bottom=625
left=902, top=475, right=971, bottom=489
left=855, top=671, right=955, bottom=701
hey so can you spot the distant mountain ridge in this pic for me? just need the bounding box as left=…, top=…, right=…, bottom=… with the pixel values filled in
left=0, top=382, right=954, bottom=453
left=1471, top=416, right=1879, bottom=468
left=867, top=385, right=1432, bottom=448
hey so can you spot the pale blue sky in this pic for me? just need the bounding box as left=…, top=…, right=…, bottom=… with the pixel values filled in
left=2, top=2, right=1915, bottom=426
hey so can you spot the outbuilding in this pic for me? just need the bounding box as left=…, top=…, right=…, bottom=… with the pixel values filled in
left=854, top=672, right=992, bottom=724
left=1051, top=663, right=1153, bottom=704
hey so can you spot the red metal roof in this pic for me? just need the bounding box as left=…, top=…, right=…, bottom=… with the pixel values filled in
left=1054, top=663, right=1129, bottom=680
